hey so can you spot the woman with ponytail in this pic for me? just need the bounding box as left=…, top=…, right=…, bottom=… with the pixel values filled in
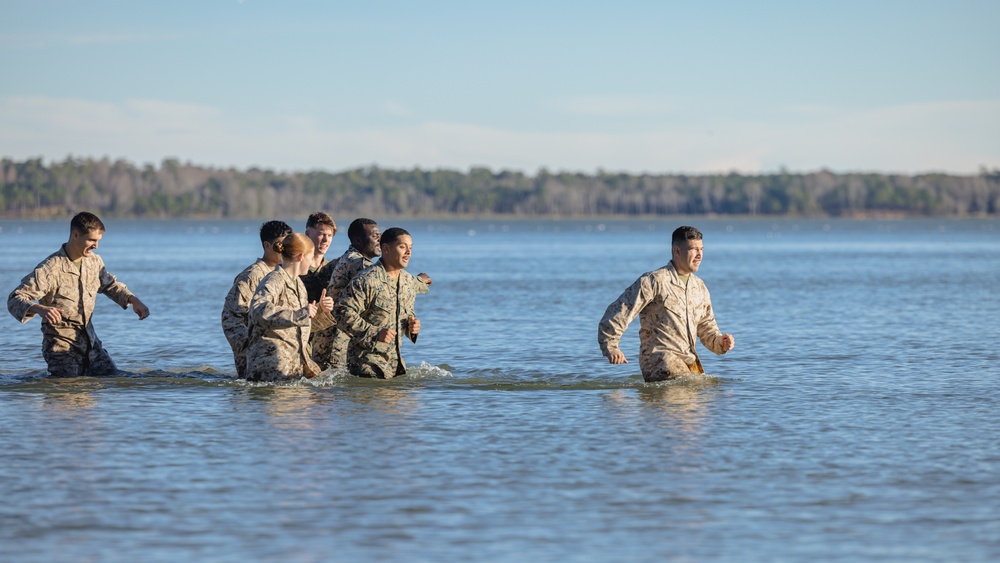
left=246, top=233, right=334, bottom=381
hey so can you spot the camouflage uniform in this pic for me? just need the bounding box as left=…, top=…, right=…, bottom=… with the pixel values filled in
left=300, top=257, right=337, bottom=343
left=300, top=257, right=337, bottom=302
left=598, top=261, right=730, bottom=381
left=7, top=244, right=134, bottom=377
left=246, top=267, right=328, bottom=382
left=313, top=245, right=429, bottom=370
left=220, top=258, right=274, bottom=377
left=334, top=261, right=421, bottom=378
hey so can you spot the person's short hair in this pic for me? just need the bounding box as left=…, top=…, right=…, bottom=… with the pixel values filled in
left=671, top=226, right=703, bottom=247
left=348, top=218, right=378, bottom=246
left=273, top=232, right=315, bottom=259
left=380, top=227, right=410, bottom=247
left=259, top=220, right=292, bottom=244
left=70, top=212, right=105, bottom=234
left=306, top=211, right=336, bottom=231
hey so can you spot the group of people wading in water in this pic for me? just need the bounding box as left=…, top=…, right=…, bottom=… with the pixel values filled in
left=9, top=212, right=735, bottom=382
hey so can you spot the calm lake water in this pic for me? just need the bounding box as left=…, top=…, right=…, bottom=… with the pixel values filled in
left=1, top=217, right=998, bottom=562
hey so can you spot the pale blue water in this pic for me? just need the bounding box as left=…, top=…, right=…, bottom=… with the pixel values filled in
left=1, top=218, right=999, bottom=562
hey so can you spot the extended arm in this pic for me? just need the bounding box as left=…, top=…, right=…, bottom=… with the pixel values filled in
left=598, top=275, right=651, bottom=364
left=8, top=266, right=54, bottom=324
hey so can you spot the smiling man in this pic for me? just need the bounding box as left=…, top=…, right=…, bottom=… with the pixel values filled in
left=7, top=212, right=150, bottom=377
left=312, top=218, right=432, bottom=370
left=598, top=225, right=735, bottom=381
left=334, top=227, right=424, bottom=378
left=301, top=211, right=338, bottom=301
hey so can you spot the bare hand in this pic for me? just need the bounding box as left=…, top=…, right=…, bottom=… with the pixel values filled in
left=317, top=288, right=333, bottom=313
left=407, top=316, right=420, bottom=336
left=377, top=327, right=396, bottom=343
left=608, top=349, right=628, bottom=364
left=33, top=304, right=63, bottom=324
left=720, top=334, right=735, bottom=352
left=130, top=296, right=150, bottom=320
left=305, top=302, right=319, bottom=319
left=417, top=273, right=432, bottom=286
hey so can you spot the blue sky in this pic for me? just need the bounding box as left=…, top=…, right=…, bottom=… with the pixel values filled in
left=2, top=0, right=997, bottom=174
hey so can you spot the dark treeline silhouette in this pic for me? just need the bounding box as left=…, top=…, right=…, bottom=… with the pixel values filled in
left=3, top=157, right=999, bottom=218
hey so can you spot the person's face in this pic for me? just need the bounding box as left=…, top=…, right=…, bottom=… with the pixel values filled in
left=69, top=229, right=103, bottom=258
left=306, top=224, right=335, bottom=256
left=359, top=223, right=381, bottom=258
left=380, top=234, right=413, bottom=270
left=672, top=238, right=704, bottom=275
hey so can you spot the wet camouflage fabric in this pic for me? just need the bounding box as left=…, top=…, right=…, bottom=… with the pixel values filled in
left=334, top=261, right=421, bottom=378
left=300, top=257, right=338, bottom=302
left=301, top=257, right=338, bottom=341
left=598, top=261, right=728, bottom=381
left=246, top=267, right=322, bottom=382
left=220, top=258, right=274, bottom=377
left=313, top=246, right=429, bottom=370
left=7, top=245, right=134, bottom=377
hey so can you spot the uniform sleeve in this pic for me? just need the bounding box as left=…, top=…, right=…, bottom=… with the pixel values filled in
left=326, top=257, right=360, bottom=301
left=334, top=276, right=380, bottom=346
left=221, top=275, right=254, bottom=350
left=597, top=275, right=652, bottom=357
left=7, top=264, right=53, bottom=323
left=250, top=279, right=310, bottom=330
left=401, top=274, right=419, bottom=343
left=96, top=256, right=134, bottom=309
left=412, top=276, right=430, bottom=295
left=695, top=287, right=727, bottom=355
left=311, top=309, right=335, bottom=332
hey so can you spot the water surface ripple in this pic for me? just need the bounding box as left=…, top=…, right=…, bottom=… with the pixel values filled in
left=1, top=218, right=998, bottom=562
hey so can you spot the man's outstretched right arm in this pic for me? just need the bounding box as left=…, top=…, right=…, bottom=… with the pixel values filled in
left=597, top=275, right=650, bottom=365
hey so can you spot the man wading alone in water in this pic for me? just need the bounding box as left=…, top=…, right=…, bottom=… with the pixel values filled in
left=8, top=212, right=151, bottom=377
left=598, top=225, right=735, bottom=381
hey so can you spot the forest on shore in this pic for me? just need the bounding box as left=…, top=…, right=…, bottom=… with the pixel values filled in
left=3, top=157, right=999, bottom=219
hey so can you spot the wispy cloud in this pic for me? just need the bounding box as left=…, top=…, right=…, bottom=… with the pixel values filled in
left=1, top=96, right=997, bottom=174
left=384, top=101, right=411, bottom=117
left=0, top=32, right=182, bottom=49
left=554, top=95, right=676, bottom=117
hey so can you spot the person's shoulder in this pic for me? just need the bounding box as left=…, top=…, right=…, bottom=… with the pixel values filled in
left=354, top=262, right=382, bottom=281
left=258, top=268, right=284, bottom=288
left=334, top=251, right=365, bottom=273
left=350, top=262, right=387, bottom=289
left=689, top=272, right=710, bottom=290
left=231, top=259, right=261, bottom=281
left=636, top=265, right=671, bottom=283
left=35, top=247, right=70, bottom=268
left=319, top=257, right=338, bottom=274
left=399, top=269, right=417, bottom=283
left=27, top=248, right=76, bottom=278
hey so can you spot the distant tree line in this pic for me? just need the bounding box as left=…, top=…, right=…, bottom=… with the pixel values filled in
left=2, top=157, right=999, bottom=219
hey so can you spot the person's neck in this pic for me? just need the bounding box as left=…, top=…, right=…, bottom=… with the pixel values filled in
left=278, top=260, right=298, bottom=276
left=263, top=256, right=280, bottom=268
left=380, top=261, right=402, bottom=279
left=671, top=260, right=692, bottom=276
left=312, top=252, right=324, bottom=268
left=64, top=243, right=84, bottom=262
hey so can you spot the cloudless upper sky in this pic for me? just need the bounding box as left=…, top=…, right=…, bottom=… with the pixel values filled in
left=2, top=0, right=997, bottom=174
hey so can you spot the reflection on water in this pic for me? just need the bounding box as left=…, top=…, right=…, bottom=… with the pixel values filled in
left=342, top=386, right=419, bottom=417
left=247, top=386, right=331, bottom=430
left=2, top=219, right=999, bottom=561
left=639, top=377, right=719, bottom=424
left=40, top=378, right=102, bottom=413
left=606, top=377, right=720, bottom=442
